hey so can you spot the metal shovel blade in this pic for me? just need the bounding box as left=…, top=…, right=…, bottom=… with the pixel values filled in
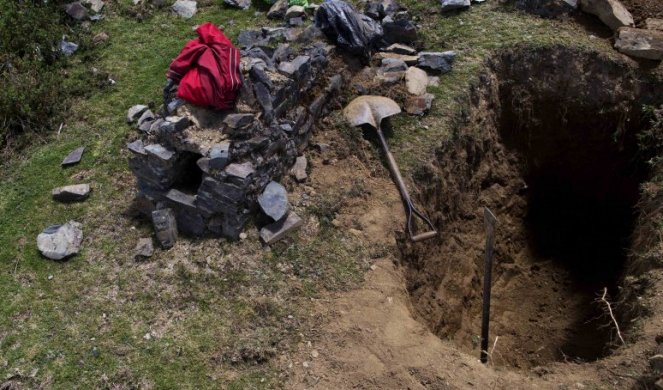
left=343, top=95, right=402, bottom=129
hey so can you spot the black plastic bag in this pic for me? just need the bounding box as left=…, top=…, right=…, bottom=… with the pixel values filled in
left=314, top=0, right=383, bottom=60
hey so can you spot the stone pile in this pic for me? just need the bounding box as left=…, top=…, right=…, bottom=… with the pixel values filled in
left=127, top=30, right=340, bottom=246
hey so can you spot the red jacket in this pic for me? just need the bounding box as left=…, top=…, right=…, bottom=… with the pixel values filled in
left=167, top=22, right=242, bottom=110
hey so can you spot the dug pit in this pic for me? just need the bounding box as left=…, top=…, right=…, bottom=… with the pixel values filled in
left=400, top=46, right=663, bottom=370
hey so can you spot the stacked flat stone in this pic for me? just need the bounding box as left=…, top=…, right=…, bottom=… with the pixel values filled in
left=127, top=38, right=341, bottom=243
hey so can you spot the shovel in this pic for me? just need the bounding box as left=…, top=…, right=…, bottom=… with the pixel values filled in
left=344, top=96, right=437, bottom=242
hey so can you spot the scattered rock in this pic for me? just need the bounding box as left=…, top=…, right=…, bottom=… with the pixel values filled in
left=417, top=51, right=455, bottom=73
left=268, top=0, right=289, bottom=19
left=291, top=156, right=308, bottom=182
left=134, top=238, right=154, bottom=260
left=375, top=51, right=419, bottom=65
left=172, top=0, right=197, bottom=18
left=286, top=5, right=306, bottom=18
left=225, top=0, right=251, bottom=9
left=152, top=208, right=178, bottom=249
left=92, top=32, right=109, bottom=45
left=614, top=27, right=663, bottom=60
left=225, top=161, right=255, bottom=179
left=37, top=221, right=83, bottom=260
left=405, top=66, right=429, bottom=95
left=85, top=0, right=105, bottom=13
left=381, top=58, right=408, bottom=72
left=405, top=93, right=434, bottom=115
left=137, top=109, right=155, bottom=127
left=645, top=18, right=663, bottom=32
left=580, top=0, right=633, bottom=31
left=224, top=113, right=255, bottom=129
left=65, top=2, right=89, bottom=20
left=127, top=105, right=148, bottom=123
left=384, top=43, right=417, bottom=55
left=650, top=354, right=663, bottom=372
left=127, top=139, right=146, bottom=155
left=238, top=30, right=264, bottom=47
left=258, top=181, right=289, bottom=221
left=440, top=0, right=470, bottom=12
left=62, top=146, right=85, bottom=167
left=52, top=184, right=91, bottom=202
left=59, top=38, right=79, bottom=56
left=145, top=143, right=175, bottom=162
left=260, top=212, right=303, bottom=244
left=159, top=116, right=191, bottom=133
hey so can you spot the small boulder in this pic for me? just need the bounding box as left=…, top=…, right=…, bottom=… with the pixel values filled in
left=209, top=142, right=230, bottom=169
left=52, top=184, right=91, bottom=202
left=440, top=0, right=470, bottom=12
left=580, top=0, right=633, bottom=31
left=405, top=66, right=429, bottom=95
left=159, top=116, right=191, bottom=133
left=85, top=0, right=105, bottom=13
left=224, top=0, right=251, bottom=9
left=223, top=113, right=255, bottom=129
left=134, top=238, right=154, bottom=260
left=382, top=17, right=418, bottom=44
left=260, top=212, right=303, bottom=244
left=381, top=58, right=408, bottom=72
left=290, top=156, right=308, bottom=182
left=268, top=0, right=289, bottom=19
left=417, top=51, right=455, bottom=73
left=384, top=43, right=417, bottom=55
left=137, top=109, right=155, bottom=126
left=286, top=5, right=306, bottom=18
left=614, top=27, right=663, bottom=60
left=62, top=146, right=85, bottom=167
left=127, top=105, right=148, bottom=123
left=258, top=181, right=289, bottom=221
left=405, top=93, right=434, bottom=115
left=65, top=2, right=89, bottom=20
left=37, top=221, right=83, bottom=260
left=172, top=0, right=197, bottom=18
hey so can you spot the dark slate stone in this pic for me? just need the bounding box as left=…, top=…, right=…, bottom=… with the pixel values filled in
left=272, top=43, right=294, bottom=63
left=127, top=105, right=148, bottom=123
left=267, top=0, right=288, bottom=19
left=224, top=0, right=251, bottom=10
left=176, top=209, right=206, bottom=237
left=65, top=2, right=88, bottom=20
left=381, top=58, right=408, bottom=72
left=225, top=161, right=255, bottom=179
left=209, top=142, right=231, bottom=169
left=440, top=0, right=470, bottom=11
left=197, top=177, right=246, bottom=216
left=144, top=144, right=176, bottom=162
left=159, top=116, right=191, bottom=133
left=165, top=188, right=197, bottom=209
left=127, top=140, right=146, bottom=155
left=243, top=47, right=275, bottom=68
left=137, top=109, right=155, bottom=126
left=259, top=212, right=303, bottom=244
left=417, top=51, right=456, bottom=73
left=254, top=82, right=274, bottom=123
left=382, top=17, right=418, bottom=44
left=152, top=208, right=178, bottom=249
left=139, top=119, right=155, bottom=133
left=52, top=184, right=91, bottom=202
left=249, top=66, right=273, bottom=90
left=62, top=146, right=85, bottom=167
left=223, top=113, right=255, bottom=129
left=197, top=157, right=211, bottom=174
left=365, top=1, right=383, bottom=19
left=237, top=30, right=264, bottom=47
left=222, top=210, right=252, bottom=239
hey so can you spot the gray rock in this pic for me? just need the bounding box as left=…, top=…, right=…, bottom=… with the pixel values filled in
left=152, top=208, right=178, bottom=249
left=286, top=5, right=306, bottom=18
left=646, top=18, right=663, bottom=32
left=405, top=93, right=434, bottom=115
left=381, top=58, right=408, bottom=72
left=515, top=0, right=578, bottom=17
left=127, top=140, right=146, bottom=155
left=237, top=30, right=264, bottom=47
left=225, top=0, right=250, bottom=9
left=440, top=0, right=470, bottom=11
left=291, top=156, right=307, bottom=182
left=65, top=2, right=89, bottom=20
left=52, top=184, right=91, bottom=202
left=405, top=66, right=429, bottom=95
left=268, top=0, right=288, bottom=19
left=260, top=212, right=303, bottom=244
left=144, top=144, right=176, bottom=162
left=37, top=221, right=83, bottom=260
left=134, top=238, right=154, bottom=260
left=209, top=142, right=230, bottom=169
left=59, top=38, right=79, bottom=56
left=62, top=146, right=85, bottom=166
left=172, top=0, right=197, bottom=18
left=288, top=16, right=305, bottom=26
left=196, top=157, right=211, bottom=174
left=165, top=189, right=197, bottom=209
left=225, top=161, right=255, bottom=179
left=614, top=27, right=663, bottom=60
left=258, top=181, right=289, bottom=221
left=85, top=0, right=105, bottom=13
left=382, top=17, right=418, bottom=44
left=650, top=354, right=663, bottom=372
left=127, top=105, right=148, bottom=123
left=278, top=55, right=311, bottom=78
left=223, top=113, right=255, bottom=129
left=580, top=0, right=633, bottom=31
left=159, top=116, right=191, bottom=133
left=139, top=120, right=155, bottom=133
left=137, top=109, right=155, bottom=126
left=384, top=43, right=417, bottom=55
left=375, top=51, right=419, bottom=65
left=417, top=51, right=455, bottom=73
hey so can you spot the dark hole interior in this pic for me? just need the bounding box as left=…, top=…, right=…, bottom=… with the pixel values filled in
left=173, top=152, right=204, bottom=195
left=500, top=102, right=648, bottom=361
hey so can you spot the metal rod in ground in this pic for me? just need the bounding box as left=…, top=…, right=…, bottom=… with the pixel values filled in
left=480, top=207, right=497, bottom=364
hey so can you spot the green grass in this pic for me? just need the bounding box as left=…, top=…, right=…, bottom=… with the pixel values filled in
left=0, top=0, right=621, bottom=388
